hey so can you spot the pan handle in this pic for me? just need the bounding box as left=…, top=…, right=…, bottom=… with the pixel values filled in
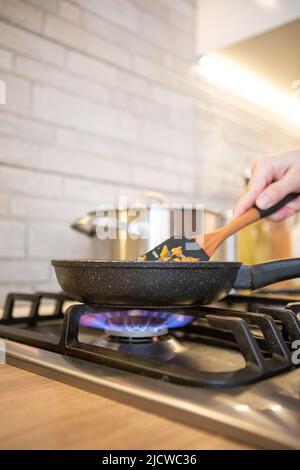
left=233, top=258, right=300, bottom=290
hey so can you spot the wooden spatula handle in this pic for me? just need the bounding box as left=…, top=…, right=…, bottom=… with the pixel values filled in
left=202, top=192, right=299, bottom=259
left=223, top=193, right=299, bottom=235
left=225, top=192, right=300, bottom=237
left=215, top=207, right=260, bottom=240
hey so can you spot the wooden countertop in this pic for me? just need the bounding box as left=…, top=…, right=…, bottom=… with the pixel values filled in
left=0, top=364, right=252, bottom=450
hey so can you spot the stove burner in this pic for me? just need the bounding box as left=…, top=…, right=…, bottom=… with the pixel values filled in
left=94, top=334, right=184, bottom=361
left=80, top=309, right=193, bottom=339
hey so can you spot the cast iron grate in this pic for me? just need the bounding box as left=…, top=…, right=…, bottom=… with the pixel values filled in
left=2, top=292, right=68, bottom=324
left=0, top=292, right=300, bottom=388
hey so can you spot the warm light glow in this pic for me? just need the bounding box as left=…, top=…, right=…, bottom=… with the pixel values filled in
left=255, top=0, right=279, bottom=10
left=196, top=55, right=300, bottom=126
left=270, top=403, right=282, bottom=412
left=234, top=404, right=250, bottom=413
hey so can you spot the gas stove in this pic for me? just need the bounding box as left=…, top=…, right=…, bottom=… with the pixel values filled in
left=1, top=291, right=300, bottom=449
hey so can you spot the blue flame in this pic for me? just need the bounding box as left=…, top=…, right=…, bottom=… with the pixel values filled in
left=80, top=309, right=193, bottom=335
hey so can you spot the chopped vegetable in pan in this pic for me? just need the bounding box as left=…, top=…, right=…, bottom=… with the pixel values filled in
left=138, top=244, right=200, bottom=262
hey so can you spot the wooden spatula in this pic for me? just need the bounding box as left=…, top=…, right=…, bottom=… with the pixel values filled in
left=138, top=193, right=299, bottom=262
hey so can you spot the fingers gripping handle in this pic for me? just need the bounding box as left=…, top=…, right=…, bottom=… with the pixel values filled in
left=255, top=193, right=299, bottom=218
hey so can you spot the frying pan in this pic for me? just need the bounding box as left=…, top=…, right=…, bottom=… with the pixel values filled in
left=52, top=258, right=300, bottom=307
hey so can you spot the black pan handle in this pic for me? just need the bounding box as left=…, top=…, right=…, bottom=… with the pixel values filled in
left=234, top=258, right=300, bottom=290
left=255, top=192, right=299, bottom=218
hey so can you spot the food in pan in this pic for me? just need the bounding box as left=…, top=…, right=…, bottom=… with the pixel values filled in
left=137, top=244, right=200, bottom=262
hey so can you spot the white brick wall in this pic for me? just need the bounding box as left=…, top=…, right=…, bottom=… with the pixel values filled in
left=0, top=0, right=300, bottom=303
left=0, top=221, right=25, bottom=258
left=1, top=136, right=40, bottom=167
left=73, top=0, right=140, bottom=32
left=44, top=14, right=131, bottom=68
left=0, top=48, right=13, bottom=71
left=32, top=85, right=138, bottom=142
left=0, top=111, right=55, bottom=143
left=0, top=260, right=49, bottom=282
left=15, top=56, right=111, bottom=104
left=59, top=0, right=81, bottom=24
left=66, top=51, right=118, bottom=86
left=0, top=72, right=31, bottom=115
left=0, top=20, right=65, bottom=66
left=141, top=120, right=194, bottom=157
left=1, top=0, right=44, bottom=33
left=0, top=166, right=63, bottom=198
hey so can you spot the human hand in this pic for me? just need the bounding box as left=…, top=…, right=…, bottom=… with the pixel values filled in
left=234, top=150, right=300, bottom=221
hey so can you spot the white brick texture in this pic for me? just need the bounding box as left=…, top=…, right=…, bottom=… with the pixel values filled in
left=63, top=177, right=120, bottom=203
left=59, top=0, right=81, bottom=25
left=15, top=55, right=111, bottom=104
left=0, top=48, right=13, bottom=71
left=0, top=136, right=40, bottom=167
left=0, top=260, right=49, bottom=283
left=0, top=194, right=10, bottom=215
left=66, top=51, right=118, bottom=87
left=11, top=195, right=92, bottom=222
left=43, top=15, right=131, bottom=69
left=27, top=0, right=57, bottom=13
left=82, top=11, right=165, bottom=64
left=0, top=72, right=31, bottom=115
left=0, top=111, right=55, bottom=144
left=0, top=166, right=63, bottom=198
left=0, top=0, right=44, bottom=34
left=32, top=85, right=139, bottom=143
left=141, top=12, right=192, bottom=59
left=0, top=221, right=25, bottom=258
left=28, top=223, right=92, bottom=259
left=40, top=146, right=131, bottom=184
left=72, top=0, right=140, bottom=33
left=0, top=20, right=65, bottom=67
left=141, top=120, right=194, bottom=157
left=0, top=0, right=299, bottom=303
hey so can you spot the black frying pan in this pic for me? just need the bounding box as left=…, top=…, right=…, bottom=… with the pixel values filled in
left=52, top=258, right=300, bottom=307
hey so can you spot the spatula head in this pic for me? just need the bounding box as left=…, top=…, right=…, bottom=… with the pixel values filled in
left=137, top=236, right=209, bottom=262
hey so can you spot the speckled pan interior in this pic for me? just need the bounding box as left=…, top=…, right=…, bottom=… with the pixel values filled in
left=52, top=259, right=241, bottom=268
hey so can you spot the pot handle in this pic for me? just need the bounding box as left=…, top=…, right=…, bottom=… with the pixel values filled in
left=234, top=258, right=300, bottom=290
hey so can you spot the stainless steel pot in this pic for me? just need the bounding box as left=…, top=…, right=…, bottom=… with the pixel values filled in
left=71, top=192, right=233, bottom=261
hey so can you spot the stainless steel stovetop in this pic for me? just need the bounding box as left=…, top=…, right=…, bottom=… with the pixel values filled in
left=1, top=291, right=300, bottom=449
